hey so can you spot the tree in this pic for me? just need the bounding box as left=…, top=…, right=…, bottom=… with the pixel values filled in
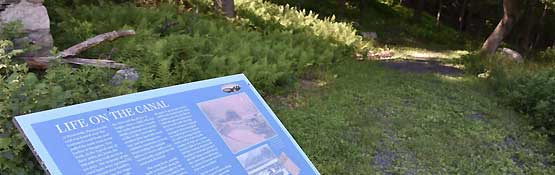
left=458, top=0, right=469, bottom=31
left=214, top=0, right=235, bottom=17
left=412, top=0, right=426, bottom=22
left=436, top=0, right=443, bottom=26
left=337, top=0, right=346, bottom=16
left=481, top=0, right=521, bottom=54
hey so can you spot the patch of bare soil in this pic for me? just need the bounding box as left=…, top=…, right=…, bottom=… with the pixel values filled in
left=381, top=60, right=464, bottom=76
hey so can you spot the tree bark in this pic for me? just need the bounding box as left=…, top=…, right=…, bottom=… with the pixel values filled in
left=458, top=0, right=469, bottom=31
left=59, top=30, right=136, bottom=58
left=481, top=0, right=520, bottom=55
left=18, top=30, right=135, bottom=69
left=19, top=57, right=128, bottom=69
left=520, top=2, right=538, bottom=51
left=436, top=0, right=443, bottom=27
left=359, top=0, right=369, bottom=26
left=337, top=0, right=346, bottom=16
left=533, top=4, right=549, bottom=49
left=411, top=0, right=426, bottom=22
left=214, top=0, right=235, bottom=17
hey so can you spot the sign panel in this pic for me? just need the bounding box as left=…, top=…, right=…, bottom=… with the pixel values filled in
left=14, top=74, right=319, bottom=175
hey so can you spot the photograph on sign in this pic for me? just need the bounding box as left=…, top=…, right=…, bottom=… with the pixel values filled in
left=236, top=144, right=290, bottom=175
left=198, top=93, right=277, bottom=153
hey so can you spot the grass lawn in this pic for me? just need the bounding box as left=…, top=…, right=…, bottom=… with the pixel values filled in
left=268, top=59, right=555, bottom=174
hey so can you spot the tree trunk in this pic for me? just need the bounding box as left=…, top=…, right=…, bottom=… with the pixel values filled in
left=412, top=0, right=426, bottom=22
left=481, top=0, right=520, bottom=55
left=359, top=0, right=369, bottom=26
left=458, top=0, right=469, bottom=31
left=533, top=4, right=549, bottom=49
left=18, top=30, right=135, bottom=69
left=436, top=0, right=443, bottom=27
left=214, top=0, right=235, bottom=17
left=337, top=0, right=346, bottom=16
left=520, top=2, right=538, bottom=51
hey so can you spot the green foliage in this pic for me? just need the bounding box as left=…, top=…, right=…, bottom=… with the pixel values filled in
left=496, top=68, right=555, bottom=135
left=463, top=53, right=555, bottom=136
left=49, top=3, right=354, bottom=93
left=234, top=0, right=370, bottom=51
left=268, top=0, right=467, bottom=49
left=0, top=22, right=26, bottom=41
left=1, top=1, right=364, bottom=172
left=0, top=39, right=134, bottom=174
left=536, top=47, right=555, bottom=63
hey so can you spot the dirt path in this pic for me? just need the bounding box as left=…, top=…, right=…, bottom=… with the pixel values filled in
left=377, top=48, right=466, bottom=76
left=381, top=60, right=464, bottom=76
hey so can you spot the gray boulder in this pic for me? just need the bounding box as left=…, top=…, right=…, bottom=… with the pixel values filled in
left=499, top=48, right=524, bottom=63
left=0, top=0, right=53, bottom=57
left=111, top=68, right=140, bottom=86
left=361, top=32, right=378, bottom=40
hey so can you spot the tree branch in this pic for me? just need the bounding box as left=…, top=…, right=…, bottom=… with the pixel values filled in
left=19, top=57, right=128, bottom=69
left=63, top=58, right=128, bottom=69
left=17, top=30, right=136, bottom=69
left=59, top=30, right=136, bottom=58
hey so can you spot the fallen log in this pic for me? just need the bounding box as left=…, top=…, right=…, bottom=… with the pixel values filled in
left=18, top=57, right=52, bottom=70
left=59, top=30, right=136, bottom=58
left=17, top=30, right=136, bottom=69
left=19, top=57, right=128, bottom=69
left=64, top=58, right=128, bottom=69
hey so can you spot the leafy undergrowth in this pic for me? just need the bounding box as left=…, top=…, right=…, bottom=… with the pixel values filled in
left=269, top=60, right=555, bottom=174
left=267, top=0, right=474, bottom=50
left=48, top=2, right=364, bottom=94
left=3, top=1, right=367, bottom=173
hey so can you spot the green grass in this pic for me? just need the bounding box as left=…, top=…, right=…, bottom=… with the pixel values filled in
left=268, top=60, right=555, bottom=174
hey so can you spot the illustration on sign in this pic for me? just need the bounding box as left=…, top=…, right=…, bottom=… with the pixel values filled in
left=14, top=74, right=319, bottom=175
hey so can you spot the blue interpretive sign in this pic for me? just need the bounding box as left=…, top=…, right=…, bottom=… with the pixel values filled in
left=14, top=74, right=319, bottom=175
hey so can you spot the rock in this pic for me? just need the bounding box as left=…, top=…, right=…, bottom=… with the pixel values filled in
left=361, top=31, right=378, bottom=40
left=111, top=68, right=140, bottom=86
left=499, top=48, right=524, bottom=62
left=0, top=0, right=53, bottom=57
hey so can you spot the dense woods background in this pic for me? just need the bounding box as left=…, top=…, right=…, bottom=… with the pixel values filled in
left=270, top=0, right=555, bottom=54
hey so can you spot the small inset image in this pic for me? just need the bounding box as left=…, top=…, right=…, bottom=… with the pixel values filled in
left=278, top=153, right=300, bottom=175
left=237, top=145, right=290, bottom=175
left=198, top=93, right=276, bottom=153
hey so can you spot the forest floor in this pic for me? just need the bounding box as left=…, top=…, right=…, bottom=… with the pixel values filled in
left=268, top=47, right=555, bottom=174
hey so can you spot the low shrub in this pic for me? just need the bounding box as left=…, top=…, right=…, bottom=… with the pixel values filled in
left=2, top=1, right=364, bottom=173
left=49, top=3, right=353, bottom=93
left=234, top=0, right=370, bottom=51
left=535, top=47, right=555, bottom=63
left=0, top=40, right=134, bottom=174
left=463, top=52, right=555, bottom=136
left=498, top=68, right=555, bottom=135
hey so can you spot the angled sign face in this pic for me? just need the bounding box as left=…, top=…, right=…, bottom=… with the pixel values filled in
left=14, top=74, right=319, bottom=175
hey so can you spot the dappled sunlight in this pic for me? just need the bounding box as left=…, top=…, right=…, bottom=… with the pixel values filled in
left=390, top=47, right=470, bottom=60
left=437, top=74, right=469, bottom=83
